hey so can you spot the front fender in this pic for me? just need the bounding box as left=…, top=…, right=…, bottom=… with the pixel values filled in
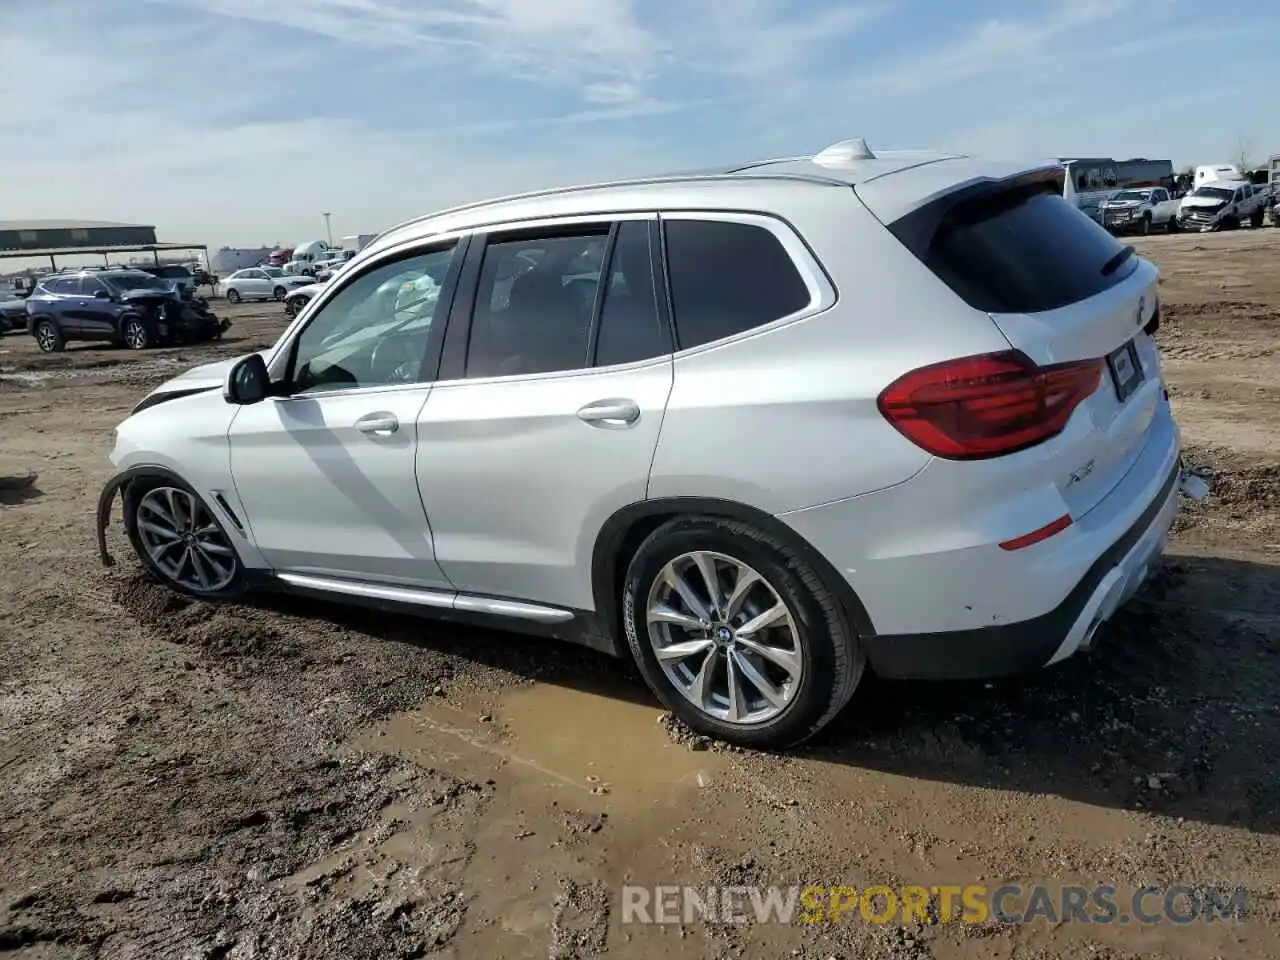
left=95, top=465, right=187, bottom=567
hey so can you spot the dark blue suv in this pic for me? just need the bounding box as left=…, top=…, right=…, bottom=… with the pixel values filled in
left=25, top=269, right=228, bottom=353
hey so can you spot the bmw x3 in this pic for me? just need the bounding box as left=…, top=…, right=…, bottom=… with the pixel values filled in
left=97, top=139, right=1189, bottom=747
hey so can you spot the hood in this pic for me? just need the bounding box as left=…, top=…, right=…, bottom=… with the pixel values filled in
left=0, top=298, right=28, bottom=312
left=120, top=287, right=179, bottom=302
left=289, top=283, right=325, bottom=298
left=1181, top=196, right=1228, bottom=211
left=1099, top=198, right=1144, bottom=208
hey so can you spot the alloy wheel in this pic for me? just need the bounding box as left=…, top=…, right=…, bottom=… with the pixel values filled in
left=123, top=320, right=148, bottom=349
left=645, top=550, right=803, bottom=725
left=135, top=486, right=237, bottom=593
left=35, top=323, right=57, bottom=352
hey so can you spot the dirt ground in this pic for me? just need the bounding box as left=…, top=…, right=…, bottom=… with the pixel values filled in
left=1, top=232, right=1278, bottom=959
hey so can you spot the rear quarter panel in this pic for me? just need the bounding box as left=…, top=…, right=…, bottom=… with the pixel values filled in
left=647, top=189, right=1012, bottom=514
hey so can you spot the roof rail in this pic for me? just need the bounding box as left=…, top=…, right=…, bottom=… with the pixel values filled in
left=376, top=170, right=847, bottom=240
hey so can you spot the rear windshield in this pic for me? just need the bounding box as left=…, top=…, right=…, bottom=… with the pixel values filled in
left=893, top=180, right=1138, bottom=314
left=148, top=266, right=192, bottom=278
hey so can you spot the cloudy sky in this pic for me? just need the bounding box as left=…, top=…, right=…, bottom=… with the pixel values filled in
left=1, top=0, right=1275, bottom=252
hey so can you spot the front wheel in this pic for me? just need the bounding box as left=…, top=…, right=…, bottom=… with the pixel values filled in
left=120, top=317, right=152, bottom=350
left=622, top=516, right=864, bottom=748
left=226, top=289, right=242, bottom=304
left=123, top=479, right=244, bottom=600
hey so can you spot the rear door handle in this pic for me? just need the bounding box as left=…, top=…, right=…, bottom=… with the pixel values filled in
left=576, top=398, right=640, bottom=428
left=354, top=413, right=399, bottom=435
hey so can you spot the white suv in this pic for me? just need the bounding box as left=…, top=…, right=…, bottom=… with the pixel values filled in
left=97, top=139, right=1185, bottom=748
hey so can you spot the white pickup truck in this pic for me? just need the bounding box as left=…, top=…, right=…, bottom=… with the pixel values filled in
left=1176, top=180, right=1269, bottom=231
left=1097, top=186, right=1182, bottom=235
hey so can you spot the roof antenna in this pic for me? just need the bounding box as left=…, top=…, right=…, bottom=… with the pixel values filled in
left=813, top=138, right=876, bottom=166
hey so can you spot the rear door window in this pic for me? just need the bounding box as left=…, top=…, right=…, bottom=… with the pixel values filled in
left=893, top=182, right=1139, bottom=314
left=662, top=219, right=810, bottom=350
left=593, top=221, right=666, bottom=366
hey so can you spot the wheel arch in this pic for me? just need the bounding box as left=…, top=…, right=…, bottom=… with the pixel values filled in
left=590, top=497, right=878, bottom=657
left=96, top=464, right=247, bottom=569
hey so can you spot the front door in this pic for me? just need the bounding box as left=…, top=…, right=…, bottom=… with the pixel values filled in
left=227, top=241, right=464, bottom=588
left=417, top=217, right=674, bottom=611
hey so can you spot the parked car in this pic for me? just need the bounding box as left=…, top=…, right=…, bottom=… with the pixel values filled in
left=0, top=282, right=32, bottom=332
left=136, top=264, right=198, bottom=297
left=1177, top=180, right=1269, bottom=231
left=223, top=267, right=315, bottom=303
left=25, top=269, right=227, bottom=352
left=96, top=138, right=1186, bottom=748
left=282, top=282, right=325, bottom=317
left=1097, top=187, right=1182, bottom=235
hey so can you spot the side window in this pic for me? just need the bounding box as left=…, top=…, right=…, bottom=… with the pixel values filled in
left=46, top=278, right=76, bottom=295
left=288, top=243, right=458, bottom=394
left=663, top=219, right=811, bottom=350
left=593, top=221, right=666, bottom=366
left=82, top=277, right=107, bottom=296
left=465, top=229, right=609, bottom=378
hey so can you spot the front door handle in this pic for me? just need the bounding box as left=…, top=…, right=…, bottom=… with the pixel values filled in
left=354, top=412, right=399, bottom=435
left=577, top=398, right=640, bottom=428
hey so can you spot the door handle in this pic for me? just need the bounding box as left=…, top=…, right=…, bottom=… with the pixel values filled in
left=354, top=413, right=399, bottom=435
left=577, top=398, right=640, bottom=428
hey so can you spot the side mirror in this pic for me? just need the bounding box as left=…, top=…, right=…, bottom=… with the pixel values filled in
left=224, top=353, right=271, bottom=405
left=93, top=289, right=112, bottom=300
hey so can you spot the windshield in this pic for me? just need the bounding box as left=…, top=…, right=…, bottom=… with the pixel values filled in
left=1110, top=190, right=1150, bottom=202
left=1192, top=187, right=1234, bottom=201
left=105, top=273, right=171, bottom=293
left=262, top=267, right=284, bottom=277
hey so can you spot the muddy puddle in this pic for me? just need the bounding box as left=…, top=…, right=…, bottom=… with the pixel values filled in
left=314, top=682, right=730, bottom=956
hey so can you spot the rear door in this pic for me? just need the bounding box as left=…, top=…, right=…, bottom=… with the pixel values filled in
left=415, top=216, right=674, bottom=611
left=864, top=172, right=1163, bottom=518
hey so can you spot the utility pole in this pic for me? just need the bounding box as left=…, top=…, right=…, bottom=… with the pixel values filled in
left=322, top=212, right=333, bottom=247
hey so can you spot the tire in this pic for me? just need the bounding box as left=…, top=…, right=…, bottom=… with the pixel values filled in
left=226, top=289, right=241, bottom=304
left=122, top=476, right=245, bottom=601
left=120, top=316, right=152, bottom=350
left=32, top=318, right=65, bottom=353
left=1140, top=214, right=1152, bottom=236
left=1166, top=216, right=1180, bottom=234
left=1250, top=208, right=1264, bottom=229
left=273, top=286, right=286, bottom=300
left=621, top=516, right=865, bottom=748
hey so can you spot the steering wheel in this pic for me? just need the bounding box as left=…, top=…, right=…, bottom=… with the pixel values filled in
left=369, top=336, right=422, bottom=384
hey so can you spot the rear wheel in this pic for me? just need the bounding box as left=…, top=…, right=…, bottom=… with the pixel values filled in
left=622, top=516, right=864, bottom=747
left=273, top=285, right=287, bottom=300
left=1166, top=216, right=1180, bottom=234
left=1140, top=214, right=1152, bottom=235
left=1250, top=207, right=1264, bottom=229
left=123, top=478, right=244, bottom=600
left=226, top=288, right=242, bottom=304
left=32, top=318, right=64, bottom=353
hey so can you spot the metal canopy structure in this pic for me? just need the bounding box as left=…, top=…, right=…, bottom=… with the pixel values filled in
left=0, top=220, right=207, bottom=273
left=0, top=242, right=209, bottom=272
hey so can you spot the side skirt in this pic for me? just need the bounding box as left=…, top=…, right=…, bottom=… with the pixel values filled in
left=244, top=570, right=621, bottom=657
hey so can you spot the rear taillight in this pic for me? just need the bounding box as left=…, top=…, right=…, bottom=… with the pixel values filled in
left=877, top=350, right=1103, bottom=460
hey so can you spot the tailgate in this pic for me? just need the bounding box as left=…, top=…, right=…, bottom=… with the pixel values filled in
left=858, top=165, right=1165, bottom=517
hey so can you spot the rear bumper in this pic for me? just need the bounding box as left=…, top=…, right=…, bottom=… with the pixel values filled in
left=862, top=459, right=1180, bottom=679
